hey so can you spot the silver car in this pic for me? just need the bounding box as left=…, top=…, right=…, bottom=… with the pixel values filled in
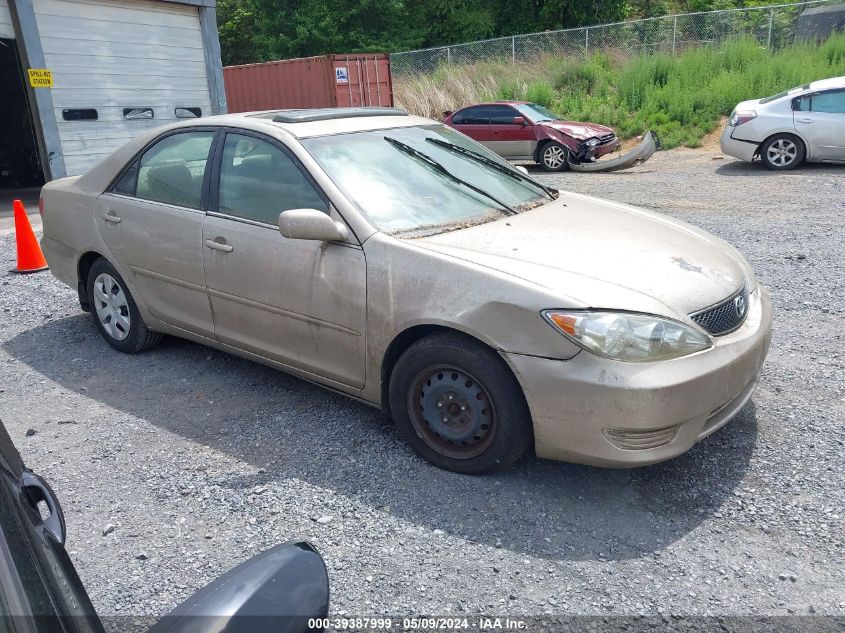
left=40, top=108, right=772, bottom=474
left=721, top=76, right=845, bottom=170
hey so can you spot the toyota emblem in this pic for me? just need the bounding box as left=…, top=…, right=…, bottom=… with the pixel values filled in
left=733, top=293, right=747, bottom=319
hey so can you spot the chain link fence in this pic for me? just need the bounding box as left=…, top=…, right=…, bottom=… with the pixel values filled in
left=391, top=1, right=845, bottom=75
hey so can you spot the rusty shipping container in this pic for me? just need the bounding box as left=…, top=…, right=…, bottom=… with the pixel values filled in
left=223, top=53, right=393, bottom=113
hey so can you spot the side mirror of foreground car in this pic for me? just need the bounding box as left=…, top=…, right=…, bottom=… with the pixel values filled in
left=278, top=209, right=349, bottom=242
left=147, top=541, right=330, bottom=633
left=512, top=116, right=527, bottom=126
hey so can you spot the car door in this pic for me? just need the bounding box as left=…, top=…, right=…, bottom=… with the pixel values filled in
left=793, top=88, right=845, bottom=161
left=486, top=105, right=537, bottom=159
left=0, top=422, right=105, bottom=633
left=449, top=106, right=492, bottom=145
left=95, top=129, right=217, bottom=336
left=202, top=130, right=367, bottom=389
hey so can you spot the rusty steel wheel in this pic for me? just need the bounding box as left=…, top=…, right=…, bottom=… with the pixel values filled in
left=408, top=366, right=497, bottom=460
left=388, top=332, right=533, bottom=474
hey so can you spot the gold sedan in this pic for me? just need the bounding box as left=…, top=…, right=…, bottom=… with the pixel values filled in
left=40, top=108, right=772, bottom=473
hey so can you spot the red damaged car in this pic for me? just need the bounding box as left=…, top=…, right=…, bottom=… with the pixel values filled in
left=444, top=101, right=654, bottom=172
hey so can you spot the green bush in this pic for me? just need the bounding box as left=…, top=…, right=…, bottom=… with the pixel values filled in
left=520, top=34, right=845, bottom=148
left=526, top=81, right=555, bottom=107
left=396, top=34, right=845, bottom=150
left=496, top=78, right=521, bottom=100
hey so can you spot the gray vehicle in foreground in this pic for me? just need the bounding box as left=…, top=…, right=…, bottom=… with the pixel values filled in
left=0, top=418, right=329, bottom=633
left=721, top=76, right=845, bottom=170
left=40, top=107, right=772, bottom=474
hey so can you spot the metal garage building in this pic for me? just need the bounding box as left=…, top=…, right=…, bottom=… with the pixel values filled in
left=0, top=0, right=225, bottom=189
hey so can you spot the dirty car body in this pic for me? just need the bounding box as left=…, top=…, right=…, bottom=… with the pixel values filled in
left=443, top=101, right=625, bottom=170
left=40, top=108, right=772, bottom=473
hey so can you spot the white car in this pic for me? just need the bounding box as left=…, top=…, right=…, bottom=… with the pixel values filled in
left=720, top=76, right=845, bottom=170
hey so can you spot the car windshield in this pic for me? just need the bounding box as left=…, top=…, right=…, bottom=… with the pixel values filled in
left=302, top=125, right=549, bottom=235
left=514, top=102, right=559, bottom=122
left=759, top=83, right=811, bottom=104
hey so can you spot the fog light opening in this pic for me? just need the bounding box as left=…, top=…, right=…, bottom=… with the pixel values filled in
left=602, top=425, right=680, bottom=450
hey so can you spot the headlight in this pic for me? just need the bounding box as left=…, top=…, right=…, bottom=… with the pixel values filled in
left=542, top=310, right=712, bottom=362
left=586, top=138, right=601, bottom=147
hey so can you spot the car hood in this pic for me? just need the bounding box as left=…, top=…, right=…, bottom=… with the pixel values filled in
left=541, top=120, right=614, bottom=139
left=411, top=193, right=750, bottom=318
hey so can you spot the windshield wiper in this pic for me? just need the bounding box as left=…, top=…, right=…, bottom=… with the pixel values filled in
left=384, top=136, right=517, bottom=216
left=426, top=137, right=558, bottom=201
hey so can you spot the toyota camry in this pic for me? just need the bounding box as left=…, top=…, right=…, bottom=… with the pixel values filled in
left=39, top=107, right=772, bottom=474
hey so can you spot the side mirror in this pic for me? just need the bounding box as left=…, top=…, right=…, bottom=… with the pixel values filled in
left=512, top=116, right=527, bottom=126
left=515, top=165, right=529, bottom=175
left=148, top=541, right=329, bottom=633
left=278, top=208, right=349, bottom=242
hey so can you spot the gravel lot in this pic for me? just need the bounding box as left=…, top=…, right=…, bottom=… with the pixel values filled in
left=1, top=149, right=843, bottom=627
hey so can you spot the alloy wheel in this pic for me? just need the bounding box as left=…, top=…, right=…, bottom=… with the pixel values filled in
left=543, top=145, right=567, bottom=169
left=92, top=273, right=131, bottom=341
left=766, top=138, right=798, bottom=167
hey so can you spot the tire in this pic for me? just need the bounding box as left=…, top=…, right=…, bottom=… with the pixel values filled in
left=388, top=332, right=533, bottom=474
left=760, top=134, right=805, bottom=170
left=86, top=258, right=162, bottom=353
left=538, top=141, right=570, bottom=172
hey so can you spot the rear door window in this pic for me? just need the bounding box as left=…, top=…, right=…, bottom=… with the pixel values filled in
left=792, top=95, right=810, bottom=111
left=452, top=106, right=491, bottom=125
left=134, top=131, right=215, bottom=209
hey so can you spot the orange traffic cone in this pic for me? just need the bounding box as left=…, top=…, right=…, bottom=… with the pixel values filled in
left=12, top=199, right=48, bottom=274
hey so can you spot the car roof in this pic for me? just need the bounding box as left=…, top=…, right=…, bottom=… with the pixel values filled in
left=457, top=101, right=530, bottom=109
left=808, top=76, right=845, bottom=91
left=72, top=108, right=439, bottom=195
left=207, top=108, right=435, bottom=139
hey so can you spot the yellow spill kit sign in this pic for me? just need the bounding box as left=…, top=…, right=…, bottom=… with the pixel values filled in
left=28, top=69, right=53, bottom=88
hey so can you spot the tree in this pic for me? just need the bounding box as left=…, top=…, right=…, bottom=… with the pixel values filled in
left=217, top=0, right=258, bottom=66
left=216, top=0, right=766, bottom=65
left=241, top=0, right=425, bottom=61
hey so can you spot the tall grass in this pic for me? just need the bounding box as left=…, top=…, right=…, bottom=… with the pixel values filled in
left=394, top=35, right=845, bottom=149
left=393, top=61, right=547, bottom=119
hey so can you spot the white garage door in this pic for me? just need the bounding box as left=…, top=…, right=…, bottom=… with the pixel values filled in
left=0, top=0, right=14, bottom=39
left=35, top=0, right=212, bottom=175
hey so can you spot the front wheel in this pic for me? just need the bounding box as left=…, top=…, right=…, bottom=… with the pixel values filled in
left=539, top=141, right=570, bottom=172
left=760, top=134, right=805, bottom=170
left=388, top=333, right=533, bottom=474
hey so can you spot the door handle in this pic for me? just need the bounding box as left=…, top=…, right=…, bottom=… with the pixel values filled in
left=796, top=118, right=814, bottom=124
left=205, top=239, right=233, bottom=253
left=21, top=471, right=67, bottom=545
left=102, top=213, right=121, bottom=223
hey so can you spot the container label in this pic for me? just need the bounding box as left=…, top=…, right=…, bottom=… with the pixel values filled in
left=335, top=66, right=349, bottom=84
left=28, top=68, right=53, bottom=88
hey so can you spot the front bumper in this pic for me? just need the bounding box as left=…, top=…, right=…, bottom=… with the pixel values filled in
left=570, top=132, right=657, bottom=173
left=720, top=126, right=759, bottom=162
left=505, top=286, right=772, bottom=467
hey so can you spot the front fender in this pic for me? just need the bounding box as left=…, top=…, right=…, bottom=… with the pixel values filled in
left=533, top=126, right=580, bottom=161
left=568, top=131, right=657, bottom=173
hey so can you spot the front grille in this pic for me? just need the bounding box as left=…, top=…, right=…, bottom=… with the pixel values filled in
left=598, top=133, right=616, bottom=145
left=690, top=285, right=749, bottom=336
